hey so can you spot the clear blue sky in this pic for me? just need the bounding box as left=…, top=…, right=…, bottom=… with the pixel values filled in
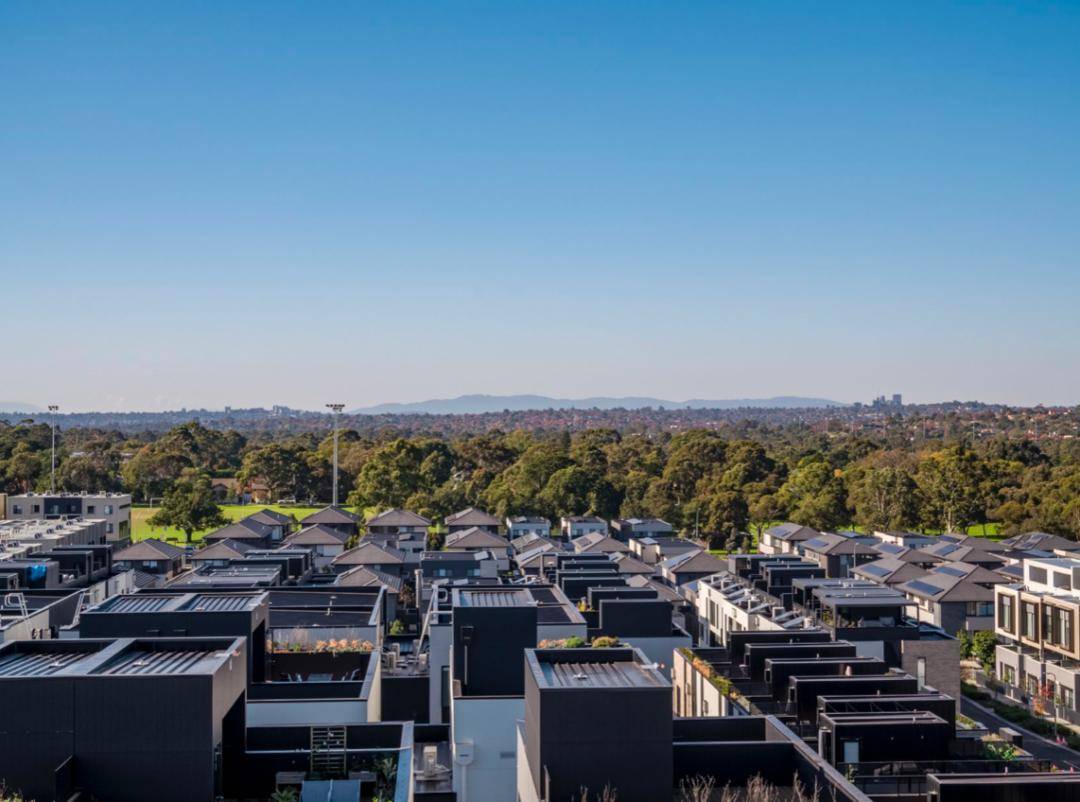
left=2, top=2, right=1078, bottom=411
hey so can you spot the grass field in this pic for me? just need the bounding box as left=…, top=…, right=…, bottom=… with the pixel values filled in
left=131, top=503, right=362, bottom=544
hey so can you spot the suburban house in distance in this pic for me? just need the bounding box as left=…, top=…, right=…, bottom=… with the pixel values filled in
left=799, top=532, right=881, bottom=578
left=445, top=506, right=501, bottom=534
left=896, top=562, right=1006, bottom=632
left=366, top=507, right=431, bottom=535
left=299, top=506, right=361, bottom=538
left=111, top=539, right=185, bottom=579
left=283, top=524, right=350, bottom=568
left=506, top=515, right=551, bottom=539
left=240, top=508, right=294, bottom=543
left=758, top=522, right=819, bottom=555
left=610, top=517, right=673, bottom=541
left=571, top=531, right=630, bottom=555
left=560, top=515, right=607, bottom=539
left=5, top=492, right=132, bottom=545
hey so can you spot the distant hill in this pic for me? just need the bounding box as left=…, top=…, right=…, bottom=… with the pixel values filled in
left=0, top=402, right=42, bottom=414
left=351, top=394, right=846, bottom=415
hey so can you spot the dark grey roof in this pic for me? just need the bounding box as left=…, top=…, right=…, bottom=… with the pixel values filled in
left=445, top=507, right=501, bottom=527
left=365, top=508, right=432, bottom=527
left=113, top=539, right=184, bottom=561
left=242, top=508, right=293, bottom=526
left=301, top=506, right=361, bottom=525
left=285, top=524, right=351, bottom=547
left=331, top=541, right=406, bottom=566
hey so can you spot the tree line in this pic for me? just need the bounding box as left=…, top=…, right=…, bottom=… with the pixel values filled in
left=3, top=418, right=1080, bottom=544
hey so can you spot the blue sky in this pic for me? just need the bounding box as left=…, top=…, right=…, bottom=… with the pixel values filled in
left=2, top=2, right=1078, bottom=411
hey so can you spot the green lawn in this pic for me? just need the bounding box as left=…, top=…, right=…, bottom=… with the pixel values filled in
left=131, top=503, right=363, bottom=544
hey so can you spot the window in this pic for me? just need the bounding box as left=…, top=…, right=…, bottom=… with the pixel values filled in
left=916, top=657, right=927, bottom=691
left=33, top=504, right=41, bottom=514
left=105, top=505, right=114, bottom=515
left=143, top=560, right=158, bottom=569
left=967, top=601, right=993, bottom=617
left=1055, top=572, right=1073, bottom=591
left=87, top=505, right=95, bottom=514
left=1030, top=566, right=1048, bottom=585
left=11, top=505, right=20, bottom=515
left=1062, top=687, right=1075, bottom=710
left=1064, top=612, right=1074, bottom=652
left=1022, top=603, right=1038, bottom=639
left=999, top=596, right=1014, bottom=632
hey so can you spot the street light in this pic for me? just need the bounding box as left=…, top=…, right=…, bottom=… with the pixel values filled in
left=48, top=405, right=59, bottom=493
left=326, top=404, right=345, bottom=506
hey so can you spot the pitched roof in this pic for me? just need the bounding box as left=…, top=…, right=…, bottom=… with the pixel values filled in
left=507, top=515, right=550, bottom=525
left=242, top=508, right=293, bottom=526
left=998, top=531, right=1079, bottom=552
left=662, top=549, right=725, bottom=575
left=204, top=519, right=274, bottom=541
left=191, top=539, right=255, bottom=561
left=445, top=507, right=501, bottom=527
left=561, top=515, right=607, bottom=525
left=113, top=539, right=184, bottom=561
left=853, top=557, right=929, bottom=585
left=572, top=532, right=630, bottom=554
left=765, top=522, right=820, bottom=541
left=331, top=541, right=407, bottom=567
left=515, top=545, right=561, bottom=569
left=300, top=506, right=361, bottom=525
left=625, top=573, right=686, bottom=604
left=610, top=553, right=656, bottom=575
left=444, top=527, right=510, bottom=550
left=802, top=532, right=880, bottom=556
left=510, top=532, right=559, bottom=552
left=365, top=508, right=432, bottom=527
left=334, top=565, right=405, bottom=592
left=897, top=561, right=1006, bottom=603
left=285, top=524, right=351, bottom=547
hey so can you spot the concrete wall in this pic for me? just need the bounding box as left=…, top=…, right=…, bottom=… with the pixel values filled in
left=451, top=695, right=524, bottom=802
left=246, top=698, right=367, bottom=727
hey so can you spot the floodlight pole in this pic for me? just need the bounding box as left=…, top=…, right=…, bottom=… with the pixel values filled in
left=48, top=405, right=59, bottom=493
left=326, top=404, right=345, bottom=506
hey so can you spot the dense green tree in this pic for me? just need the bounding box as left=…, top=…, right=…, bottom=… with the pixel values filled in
left=148, top=470, right=228, bottom=543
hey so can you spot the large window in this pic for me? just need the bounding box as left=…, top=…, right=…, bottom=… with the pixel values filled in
left=1030, top=566, right=1048, bottom=585
left=999, top=595, right=1014, bottom=632
left=1022, top=602, right=1038, bottom=639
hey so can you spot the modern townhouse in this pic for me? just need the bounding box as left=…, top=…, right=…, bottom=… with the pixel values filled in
left=758, top=522, right=820, bottom=555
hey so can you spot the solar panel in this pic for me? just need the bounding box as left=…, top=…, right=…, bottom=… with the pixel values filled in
left=858, top=564, right=892, bottom=577
left=905, top=580, right=944, bottom=596
left=933, top=565, right=968, bottom=578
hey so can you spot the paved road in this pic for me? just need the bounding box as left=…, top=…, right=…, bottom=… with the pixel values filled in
left=961, top=696, right=1080, bottom=766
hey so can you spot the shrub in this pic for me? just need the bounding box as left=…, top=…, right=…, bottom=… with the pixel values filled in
left=591, top=636, right=620, bottom=648
left=388, top=619, right=406, bottom=636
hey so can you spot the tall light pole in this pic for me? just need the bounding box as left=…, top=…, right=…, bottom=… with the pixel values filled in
left=48, top=405, right=59, bottom=493
left=326, top=404, right=345, bottom=506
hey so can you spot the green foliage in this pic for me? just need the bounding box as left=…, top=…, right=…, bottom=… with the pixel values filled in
left=388, top=619, right=406, bottom=636
left=147, top=470, right=228, bottom=542
left=270, top=789, right=298, bottom=802
left=970, top=630, right=997, bottom=672
left=591, top=636, right=620, bottom=648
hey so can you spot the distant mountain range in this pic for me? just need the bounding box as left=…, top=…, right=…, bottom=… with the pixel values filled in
left=351, top=394, right=846, bottom=415
left=0, top=402, right=42, bottom=414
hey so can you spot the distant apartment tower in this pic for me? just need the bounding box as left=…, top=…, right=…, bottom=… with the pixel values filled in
left=5, top=492, right=132, bottom=545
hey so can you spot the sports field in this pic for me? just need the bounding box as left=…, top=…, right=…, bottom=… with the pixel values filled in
left=131, top=503, right=361, bottom=544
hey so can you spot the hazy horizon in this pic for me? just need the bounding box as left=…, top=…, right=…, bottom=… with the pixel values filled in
left=3, top=3, right=1078, bottom=411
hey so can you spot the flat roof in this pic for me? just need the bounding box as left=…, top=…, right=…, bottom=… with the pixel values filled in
left=0, top=637, right=243, bottom=678
left=538, top=659, right=664, bottom=689
left=89, top=591, right=266, bottom=615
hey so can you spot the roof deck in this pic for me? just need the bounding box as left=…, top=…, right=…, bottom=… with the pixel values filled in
left=527, top=646, right=668, bottom=690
